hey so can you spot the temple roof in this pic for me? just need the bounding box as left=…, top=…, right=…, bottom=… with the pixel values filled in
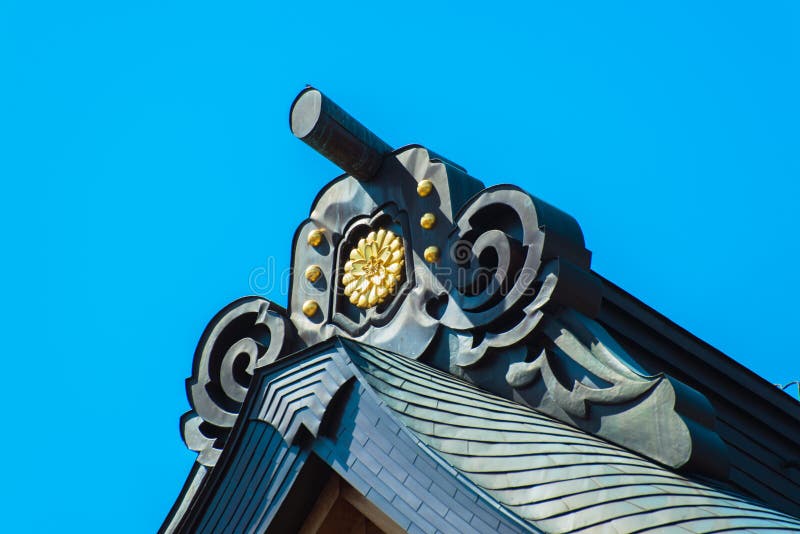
left=162, top=87, right=800, bottom=533
left=163, top=339, right=537, bottom=533
left=164, top=338, right=800, bottom=533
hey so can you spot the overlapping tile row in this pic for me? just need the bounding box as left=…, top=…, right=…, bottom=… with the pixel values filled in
left=252, top=350, right=354, bottom=444
left=349, top=344, right=800, bottom=533
left=311, top=380, right=537, bottom=534
left=178, top=342, right=535, bottom=533
left=195, top=421, right=308, bottom=533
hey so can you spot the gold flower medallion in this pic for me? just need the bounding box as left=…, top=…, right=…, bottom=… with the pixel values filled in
left=342, top=229, right=404, bottom=309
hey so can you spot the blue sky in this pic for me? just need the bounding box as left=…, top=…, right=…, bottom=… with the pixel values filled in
left=2, top=1, right=798, bottom=531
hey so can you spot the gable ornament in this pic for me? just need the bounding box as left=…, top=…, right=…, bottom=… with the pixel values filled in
left=179, top=87, right=729, bottom=480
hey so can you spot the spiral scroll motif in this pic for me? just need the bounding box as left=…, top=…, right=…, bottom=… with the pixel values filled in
left=438, top=186, right=593, bottom=365
left=440, top=187, right=546, bottom=331
left=181, top=297, right=298, bottom=466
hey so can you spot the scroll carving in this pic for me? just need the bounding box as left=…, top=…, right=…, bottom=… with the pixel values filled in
left=181, top=297, right=299, bottom=466
left=178, top=145, right=728, bottom=478
left=434, top=185, right=599, bottom=364
left=420, top=183, right=728, bottom=477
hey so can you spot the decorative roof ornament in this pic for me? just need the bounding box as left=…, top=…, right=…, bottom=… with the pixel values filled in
left=178, top=86, right=731, bottom=480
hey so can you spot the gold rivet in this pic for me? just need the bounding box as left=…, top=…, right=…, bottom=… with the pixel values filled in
left=305, top=265, right=322, bottom=283
left=417, top=179, right=433, bottom=197
left=307, top=229, right=323, bottom=247
left=420, top=213, right=436, bottom=230
left=302, top=299, right=319, bottom=317
left=424, top=246, right=440, bottom=263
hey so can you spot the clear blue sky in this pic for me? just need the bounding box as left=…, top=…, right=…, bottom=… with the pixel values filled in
left=1, top=1, right=798, bottom=531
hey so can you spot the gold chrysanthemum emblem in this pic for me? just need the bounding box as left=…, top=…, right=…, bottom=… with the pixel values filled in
left=342, top=229, right=404, bottom=309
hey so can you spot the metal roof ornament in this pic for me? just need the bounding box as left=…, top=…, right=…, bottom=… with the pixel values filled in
left=178, top=86, right=731, bottom=480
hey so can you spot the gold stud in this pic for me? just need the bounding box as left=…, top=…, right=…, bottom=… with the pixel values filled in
left=424, top=246, right=440, bottom=263
left=302, top=299, right=319, bottom=317
left=417, top=179, right=433, bottom=197
left=420, top=213, right=436, bottom=230
left=307, top=229, right=323, bottom=247
left=304, top=265, right=322, bottom=283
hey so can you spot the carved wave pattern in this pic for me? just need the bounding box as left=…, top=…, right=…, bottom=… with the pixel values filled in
left=437, top=186, right=596, bottom=366
left=178, top=164, right=728, bottom=478
left=425, top=185, right=727, bottom=476
left=181, top=297, right=298, bottom=466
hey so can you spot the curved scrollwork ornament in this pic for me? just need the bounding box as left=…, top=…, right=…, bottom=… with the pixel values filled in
left=412, top=182, right=727, bottom=477
left=181, top=297, right=298, bottom=466
left=500, top=308, right=727, bottom=477
left=178, top=142, right=727, bottom=479
left=434, top=185, right=599, bottom=367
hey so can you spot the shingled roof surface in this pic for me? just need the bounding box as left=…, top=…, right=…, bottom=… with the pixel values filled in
left=347, top=342, right=800, bottom=533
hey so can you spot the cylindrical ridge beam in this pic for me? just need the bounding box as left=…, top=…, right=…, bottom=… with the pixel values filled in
left=290, top=87, right=392, bottom=181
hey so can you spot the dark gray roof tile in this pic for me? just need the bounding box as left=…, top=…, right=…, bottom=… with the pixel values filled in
left=348, top=343, right=800, bottom=534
